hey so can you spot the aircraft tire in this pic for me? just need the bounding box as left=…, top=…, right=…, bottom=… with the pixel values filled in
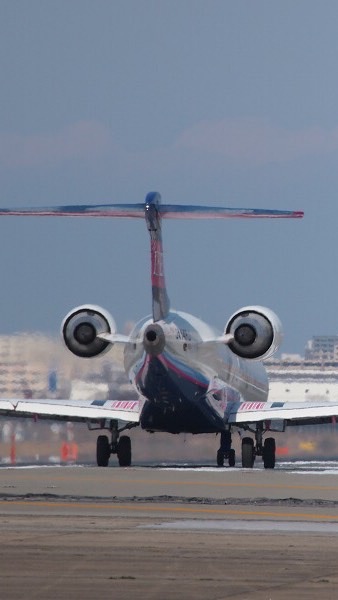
left=117, top=435, right=132, bottom=467
left=228, top=448, right=236, bottom=467
left=96, top=435, right=110, bottom=467
left=216, top=448, right=224, bottom=467
left=263, top=437, right=276, bottom=469
left=241, top=437, right=254, bottom=468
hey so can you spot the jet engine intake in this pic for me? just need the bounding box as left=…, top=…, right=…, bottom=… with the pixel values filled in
left=62, top=304, right=116, bottom=358
left=225, top=306, right=282, bottom=360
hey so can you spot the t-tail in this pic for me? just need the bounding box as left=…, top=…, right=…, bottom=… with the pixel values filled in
left=0, top=192, right=303, bottom=329
left=144, top=192, right=170, bottom=322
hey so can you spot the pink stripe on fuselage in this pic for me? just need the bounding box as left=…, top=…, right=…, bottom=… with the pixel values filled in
left=158, top=354, right=209, bottom=389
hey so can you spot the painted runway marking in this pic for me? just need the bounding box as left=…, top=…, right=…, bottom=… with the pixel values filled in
left=100, top=477, right=338, bottom=492
left=2, top=472, right=338, bottom=493
left=0, top=500, right=337, bottom=521
left=144, top=519, right=338, bottom=533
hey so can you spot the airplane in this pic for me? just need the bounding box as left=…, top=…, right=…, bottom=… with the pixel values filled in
left=1, top=191, right=338, bottom=469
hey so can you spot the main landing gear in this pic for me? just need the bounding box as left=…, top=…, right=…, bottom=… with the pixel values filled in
left=241, top=424, right=276, bottom=469
left=92, top=420, right=136, bottom=467
left=217, top=430, right=236, bottom=467
left=216, top=425, right=276, bottom=469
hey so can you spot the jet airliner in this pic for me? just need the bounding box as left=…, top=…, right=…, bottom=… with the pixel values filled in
left=0, top=192, right=337, bottom=469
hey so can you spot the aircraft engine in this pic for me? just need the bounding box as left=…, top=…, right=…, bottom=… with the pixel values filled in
left=225, top=305, right=283, bottom=360
left=62, top=304, right=116, bottom=358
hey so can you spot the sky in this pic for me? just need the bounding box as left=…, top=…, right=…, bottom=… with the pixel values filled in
left=0, top=0, right=337, bottom=355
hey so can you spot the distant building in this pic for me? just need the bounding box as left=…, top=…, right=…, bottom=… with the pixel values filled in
left=0, top=333, right=132, bottom=400
left=305, top=335, right=338, bottom=362
left=280, top=353, right=303, bottom=363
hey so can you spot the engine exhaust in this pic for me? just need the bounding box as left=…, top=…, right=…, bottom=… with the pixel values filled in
left=143, top=323, right=166, bottom=356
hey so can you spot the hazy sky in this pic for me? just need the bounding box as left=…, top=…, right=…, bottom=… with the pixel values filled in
left=0, top=0, right=337, bottom=355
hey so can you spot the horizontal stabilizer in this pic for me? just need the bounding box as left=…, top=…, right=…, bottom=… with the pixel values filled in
left=0, top=204, right=146, bottom=218
left=159, top=205, right=304, bottom=219
left=0, top=202, right=304, bottom=219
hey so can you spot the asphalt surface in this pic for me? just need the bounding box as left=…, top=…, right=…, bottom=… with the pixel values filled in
left=1, top=463, right=338, bottom=599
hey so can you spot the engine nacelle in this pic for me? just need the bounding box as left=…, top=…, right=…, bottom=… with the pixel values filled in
left=62, top=304, right=116, bottom=358
left=225, top=305, right=283, bottom=360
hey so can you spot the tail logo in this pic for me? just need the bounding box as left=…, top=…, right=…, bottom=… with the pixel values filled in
left=153, top=249, right=164, bottom=276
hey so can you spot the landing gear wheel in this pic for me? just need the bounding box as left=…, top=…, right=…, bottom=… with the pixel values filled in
left=263, top=437, right=276, bottom=469
left=242, top=437, right=255, bottom=468
left=217, top=448, right=224, bottom=467
left=117, top=435, right=132, bottom=467
left=228, top=448, right=236, bottom=467
left=96, top=434, right=110, bottom=467
left=217, top=447, right=235, bottom=467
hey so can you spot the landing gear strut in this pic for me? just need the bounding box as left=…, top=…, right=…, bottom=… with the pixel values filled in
left=91, top=419, right=137, bottom=467
left=217, top=429, right=236, bottom=467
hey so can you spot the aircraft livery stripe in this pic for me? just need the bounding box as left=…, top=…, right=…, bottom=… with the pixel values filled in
left=134, top=354, right=151, bottom=386
left=159, top=352, right=209, bottom=388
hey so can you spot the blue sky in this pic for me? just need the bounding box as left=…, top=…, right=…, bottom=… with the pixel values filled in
left=0, top=0, right=337, bottom=354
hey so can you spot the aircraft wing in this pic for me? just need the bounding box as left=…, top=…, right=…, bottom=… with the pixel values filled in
left=228, top=400, right=338, bottom=426
left=0, top=398, right=141, bottom=424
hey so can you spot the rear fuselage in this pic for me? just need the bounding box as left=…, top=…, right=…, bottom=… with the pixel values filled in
left=124, top=310, right=268, bottom=434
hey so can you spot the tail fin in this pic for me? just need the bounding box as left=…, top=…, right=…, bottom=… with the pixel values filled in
left=144, top=192, right=170, bottom=322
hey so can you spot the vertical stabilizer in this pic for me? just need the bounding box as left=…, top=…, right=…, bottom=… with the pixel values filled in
left=144, top=192, right=170, bottom=322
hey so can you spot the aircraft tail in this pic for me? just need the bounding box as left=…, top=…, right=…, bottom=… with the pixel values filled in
left=0, top=192, right=303, bottom=323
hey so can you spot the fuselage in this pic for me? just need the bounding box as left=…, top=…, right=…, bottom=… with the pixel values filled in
left=124, top=310, right=269, bottom=434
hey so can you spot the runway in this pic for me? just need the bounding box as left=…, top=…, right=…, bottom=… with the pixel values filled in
left=1, top=462, right=338, bottom=599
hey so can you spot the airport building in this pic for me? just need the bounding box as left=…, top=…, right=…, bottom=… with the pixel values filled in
left=266, top=334, right=338, bottom=403
left=304, top=335, right=338, bottom=362
left=0, top=333, right=132, bottom=400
